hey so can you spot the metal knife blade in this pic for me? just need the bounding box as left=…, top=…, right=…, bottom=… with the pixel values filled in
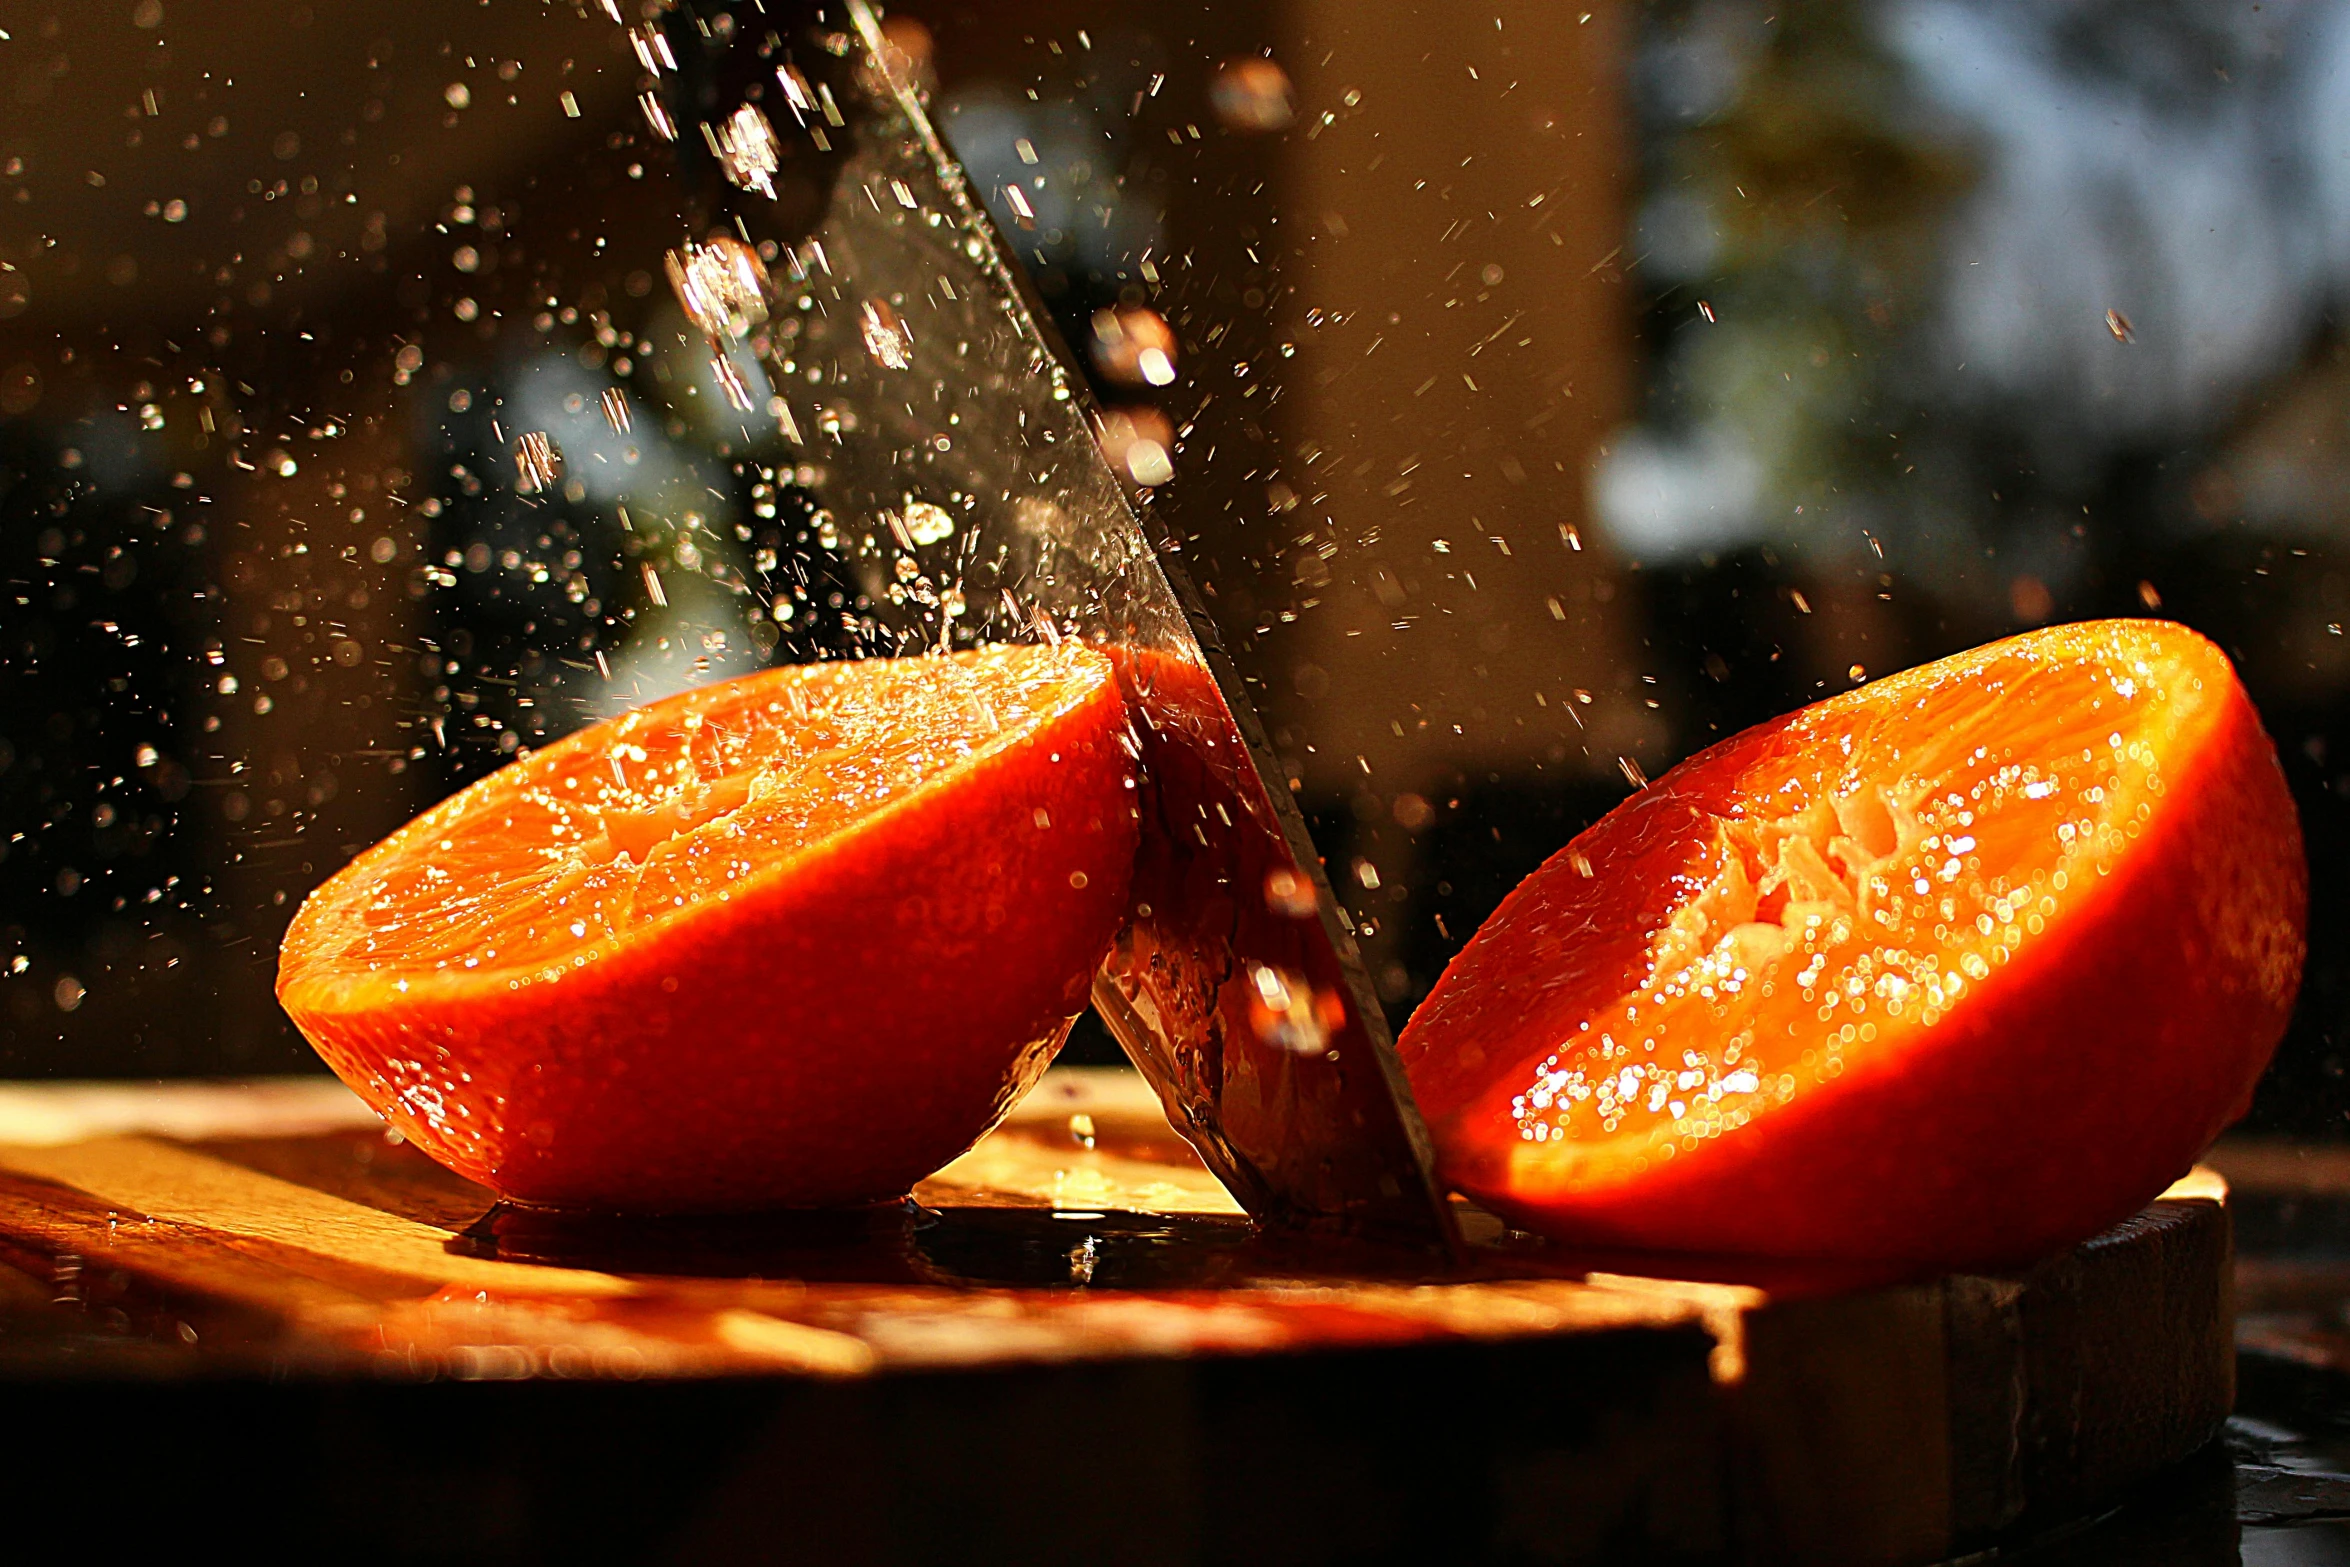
left=701, top=2, right=1459, bottom=1250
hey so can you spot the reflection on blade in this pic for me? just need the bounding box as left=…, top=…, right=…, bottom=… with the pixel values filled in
left=738, top=2, right=1456, bottom=1249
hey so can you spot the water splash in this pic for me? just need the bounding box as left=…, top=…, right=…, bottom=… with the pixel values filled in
left=858, top=298, right=914, bottom=370
left=666, top=236, right=771, bottom=343
left=1262, top=867, right=1317, bottom=919
left=1246, top=963, right=1342, bottom=1057
left=513, top=432, right=561, bottom=495
left=903, top=500, right=953, bottom=546
left=713, top=104, right=781, bottom=198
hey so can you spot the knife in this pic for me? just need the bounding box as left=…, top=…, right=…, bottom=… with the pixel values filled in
left=665, top=0, right=1459, bottom=1250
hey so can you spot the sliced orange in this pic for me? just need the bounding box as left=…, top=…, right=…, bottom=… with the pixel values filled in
left=1399, top=620, right=2305, bottom=1268
left=278, top=643, right=1137, bottom=1212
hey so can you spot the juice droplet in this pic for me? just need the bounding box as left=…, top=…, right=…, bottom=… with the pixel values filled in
left=514, top=431, right=561, bottom=494
left=904, top=499, right=953, bottom=545
left=1262, top=866, right=1317, bottom=918
left=714, top=103, right=780, bottom=198
left=666, top=235, right=770, bottom=343
left=859, top=298, right=914, bottom=369
left=1246, top=963, right=1343, bottom=1056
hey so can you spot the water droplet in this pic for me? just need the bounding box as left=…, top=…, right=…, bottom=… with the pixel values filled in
left=859, top=298, right=914, bottom=370
left=514, top=431, right=561, bottom=493
left=1098, top=409, right=1175, bottom=486
left=1210, top=57, right=1295, bottom=132
left=903, top=499, right=953, bottom=545
left=1129, top=440, right=1172, bottom=485
left=630, top=23, right=677, bottom=74
left=667, top=235, right=770, bottom=343
left=1263, top=866, right=1317, bottom=918
left=638, top=91, right=677, bottom=140
left=712, top=354, right=754, bottom=411
left=713, top=103, right=780, bottom=198
left=1245, top=963, right=1341, bottom=1056
left=769, top=396, right=802, bottom=443
left=1089, top=307, right=1179, bottom=386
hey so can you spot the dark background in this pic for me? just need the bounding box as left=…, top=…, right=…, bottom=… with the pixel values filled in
left=1, top=0, right=2345, bottom=1150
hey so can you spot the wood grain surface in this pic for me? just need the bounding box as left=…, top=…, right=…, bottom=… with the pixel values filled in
left=0, top=1067, right=2231, bottom=1565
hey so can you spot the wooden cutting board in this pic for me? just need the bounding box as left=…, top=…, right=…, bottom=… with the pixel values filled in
left=0, top=1067, right=2227, bottom=1566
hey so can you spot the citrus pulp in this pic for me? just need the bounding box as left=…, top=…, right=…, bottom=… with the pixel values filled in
left=1398, top=620, right=2305, bottom=1268
left=278, top=643, right=1137, bottom=1211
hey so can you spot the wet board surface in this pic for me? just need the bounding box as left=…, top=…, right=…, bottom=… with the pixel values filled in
left=0, top=1067, right=2228, bottom=1566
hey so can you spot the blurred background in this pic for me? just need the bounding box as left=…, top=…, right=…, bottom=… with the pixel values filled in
left=7, top=0, right=2349, bottom=1139
left=19, top=7, right=2350, bottom=1555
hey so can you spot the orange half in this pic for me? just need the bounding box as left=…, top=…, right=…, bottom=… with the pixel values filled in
left=1400, top=620, right=2305, bottom=1267
left=279, top=643, right=1137, bottom=1211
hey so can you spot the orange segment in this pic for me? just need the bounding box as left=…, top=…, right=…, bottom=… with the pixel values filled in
left=1400, top=620, right=2305, bottom=1267
left=278, top=643, right=1138, bottom=1212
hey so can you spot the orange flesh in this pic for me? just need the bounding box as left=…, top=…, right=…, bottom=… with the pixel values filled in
left=281, top=643, right=1118, bottom=1007
left=1411, top=622, right=2240, bottom=1191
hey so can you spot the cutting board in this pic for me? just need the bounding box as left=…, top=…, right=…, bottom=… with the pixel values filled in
left=0, top=1067, right=2227, bottom=1566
